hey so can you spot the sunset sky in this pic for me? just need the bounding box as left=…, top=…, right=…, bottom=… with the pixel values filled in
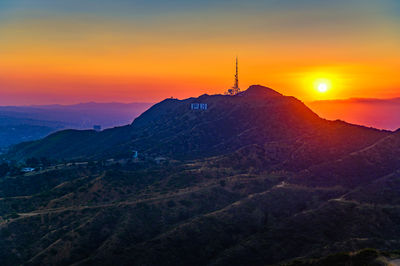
left=1, top=0, right=400, bottom=105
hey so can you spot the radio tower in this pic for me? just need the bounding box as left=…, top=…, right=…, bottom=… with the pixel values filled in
left=233, top=56, right=240, bottom=94
left=225, top=57, right=241, bottom=95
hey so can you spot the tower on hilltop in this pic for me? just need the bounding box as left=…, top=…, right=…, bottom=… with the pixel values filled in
left=225, top=57, right=240, bottom=95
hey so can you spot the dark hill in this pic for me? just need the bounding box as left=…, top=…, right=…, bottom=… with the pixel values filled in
left=291, top=130, right=400, bottom=188
left=1, top=85, right=400, bottom=266
left=8, top=85, right=389, bottom=167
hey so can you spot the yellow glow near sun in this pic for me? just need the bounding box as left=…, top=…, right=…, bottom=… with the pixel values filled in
left=300, top=71, right=342, bottom=100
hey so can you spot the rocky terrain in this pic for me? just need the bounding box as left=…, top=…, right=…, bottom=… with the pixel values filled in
left=1, top=85, right=399, bottom=265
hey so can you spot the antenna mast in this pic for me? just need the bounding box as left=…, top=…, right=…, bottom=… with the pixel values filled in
left=225, top=56, right=241, bottom=95
left=234, top=56, right=239, bottom=94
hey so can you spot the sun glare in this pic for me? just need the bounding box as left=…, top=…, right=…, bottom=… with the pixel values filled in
left=313, top=78, right=332, bottom=94
left=317, top=83, right=328, bottom=93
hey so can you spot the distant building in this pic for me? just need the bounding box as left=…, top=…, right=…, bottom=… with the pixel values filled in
left=190, top=103, right=208, bottom=110
left=93, top=125, right=102, bottom=131
left=22, top=167, right=35, bottom=173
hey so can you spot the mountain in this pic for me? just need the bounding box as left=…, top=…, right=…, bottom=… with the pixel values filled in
left=0, top=102, right=152, bottom=148
left=9, top=85, right=388, bottom=165
left=309, top=97, right=400, bottom=131
left=1, top=85, right=400, bottom=265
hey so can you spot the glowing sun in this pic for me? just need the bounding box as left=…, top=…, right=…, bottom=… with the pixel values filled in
left=314, top=78, right=331, bottom=94
left=317, top=83, right=328, bottom=93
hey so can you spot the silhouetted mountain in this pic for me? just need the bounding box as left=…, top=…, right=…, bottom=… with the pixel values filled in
left=1, top=85, right=400, bottom=265
left=9, top=85, right=388, bottom=165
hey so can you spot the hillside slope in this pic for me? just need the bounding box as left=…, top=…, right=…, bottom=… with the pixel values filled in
left=2, top=85, right=399, bottom=265
left=1, top=132, right=400, bottom=265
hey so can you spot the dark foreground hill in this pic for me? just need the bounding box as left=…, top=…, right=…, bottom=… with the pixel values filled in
left=1, top=85, right=400, bottom=265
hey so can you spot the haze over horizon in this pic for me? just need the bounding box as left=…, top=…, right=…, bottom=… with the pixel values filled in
left=2, top=87, right=400, bottom=132
left=1, top=0, right=400, bottom=105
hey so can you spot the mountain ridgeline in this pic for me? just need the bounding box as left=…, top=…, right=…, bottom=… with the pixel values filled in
left=2, top=85, right=400, bottom=265
left=10, top=85, right=388, bottom=168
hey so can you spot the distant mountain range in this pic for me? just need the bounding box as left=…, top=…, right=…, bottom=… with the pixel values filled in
left=2, top=85, right=400, bottom=265
left=309, top=97, right=400, bottom=131
left=0, top=102, right=152, bottom=147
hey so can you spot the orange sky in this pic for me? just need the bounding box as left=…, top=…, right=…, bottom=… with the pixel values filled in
left=1, top=0, right=400, bottom=105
